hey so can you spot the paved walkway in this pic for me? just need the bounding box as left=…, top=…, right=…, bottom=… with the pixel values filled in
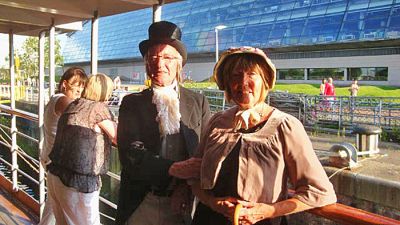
left=310, top=133, right=400, bottom=152
left=310, top=133, right=400, bottom=182
left=0, top=187, right=37, bottom=225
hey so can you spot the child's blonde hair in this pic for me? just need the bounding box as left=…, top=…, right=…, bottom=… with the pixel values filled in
left=82, top=73, right=114, bottom=102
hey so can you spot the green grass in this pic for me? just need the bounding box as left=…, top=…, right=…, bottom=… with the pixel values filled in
left=274, top=84, right=321, bottom=95
left=274, top=83, right=400, bottom=97
left=182, top=82, right=217, bottom=89
left=182, top=82, right=400, bottom=97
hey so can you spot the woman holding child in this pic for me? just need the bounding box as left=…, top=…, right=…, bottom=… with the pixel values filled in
left=47, top=73, right=117, bottom=225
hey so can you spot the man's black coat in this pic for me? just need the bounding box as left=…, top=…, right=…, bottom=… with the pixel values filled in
left=115, top=87, right=210, bottom=224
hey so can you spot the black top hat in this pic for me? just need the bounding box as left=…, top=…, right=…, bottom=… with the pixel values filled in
left=139, top=21, right=187, bottom=65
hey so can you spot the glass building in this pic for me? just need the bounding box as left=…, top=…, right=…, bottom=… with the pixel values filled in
left=63, top=0, right=400, bottom=85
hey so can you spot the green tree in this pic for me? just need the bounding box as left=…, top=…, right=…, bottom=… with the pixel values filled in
left=17, top=37, right=64, bottom=79
left=0, top=67, right=10, bottom=83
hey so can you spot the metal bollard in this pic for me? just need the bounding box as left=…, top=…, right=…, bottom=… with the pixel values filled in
left=353, top=125, right=382, bottom=157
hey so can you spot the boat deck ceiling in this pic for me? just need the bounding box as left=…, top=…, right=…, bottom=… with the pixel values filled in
left=0, top=0, right=182, bottom=36
left=0, top=187, right=37, bottom=225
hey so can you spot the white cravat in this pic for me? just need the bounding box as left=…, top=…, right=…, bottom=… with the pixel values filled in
left=152, top=80, right=181, bottom=137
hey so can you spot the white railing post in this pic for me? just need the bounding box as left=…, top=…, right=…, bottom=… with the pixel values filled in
left=339, top=97, right=343, bottom=131
left=222, top=95, right=226, bottom=110
left=378, top=99, right=382, bottom=127
left=215, top=28, right=219, bottom=63
left=49, top=22, right=56, bottom=96
left=152, top=0, right=164, bottom=22
left=91, top=11, right=99, bottom=75
left=38, top=30, right=46, bottom=217
left=303, top=95, right=307, bottom=124
left=9, top=30, right=19, bottom=192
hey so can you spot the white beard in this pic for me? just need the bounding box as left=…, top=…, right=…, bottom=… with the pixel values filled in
left=152, top=82, right=181, bottom=137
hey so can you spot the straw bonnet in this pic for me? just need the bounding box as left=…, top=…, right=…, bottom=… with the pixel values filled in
left=213, top=46, right=276, bottom=90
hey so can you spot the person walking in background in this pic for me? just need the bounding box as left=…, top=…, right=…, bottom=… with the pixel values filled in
left=324, top=77, right=336, bottom=110
left=349, top=79, right=360, bottom=111
left=318, top=78, right=328, bottom=110
left=324, top=77, right=336, bottom=97
left=109, top=75, right=124, bottom=106
left=115, top=21, right=211, bottom=225
left=320, top=78, right=326, bottom=95
left=39, top=67, right=87, bottom=225
left=113, top=75, right=122, bottom=90
left=47, top=74, right=117, bottom=225
left=349, top=79, right=360, bottom=97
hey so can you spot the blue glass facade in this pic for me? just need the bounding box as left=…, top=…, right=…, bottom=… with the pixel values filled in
left=63, top=0, right=400, bottom=64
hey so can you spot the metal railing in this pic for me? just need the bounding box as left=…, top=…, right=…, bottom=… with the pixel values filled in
left=0, top=85, right=50, bottom=103
left=279, top=94, right=400, bottom=134
left=195, top=89, right=400, bottom=133
left=9, top=86, right=398, bottom=134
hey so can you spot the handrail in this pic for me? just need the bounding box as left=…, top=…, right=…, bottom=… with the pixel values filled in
left=16, top=130, right=39, bottom=144
left=309, top=203, right=400, bottom=225
left=0, top=104, right=39, bottom=123
left=100, top=212, right=116, bottom=221
left=99, top=196, right=117, bottom=209
left=106, top=171, right=121, bottom=181
left=288, top=190, right=400, bottom=225
left=0, top=157, right=39, bottom=185
left=0, top=125, right=40, bottom=165
left=0, top=123, right=39, bottom=144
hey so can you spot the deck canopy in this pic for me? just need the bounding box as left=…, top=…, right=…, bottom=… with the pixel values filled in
left=0, top=0, right=180, bottom=35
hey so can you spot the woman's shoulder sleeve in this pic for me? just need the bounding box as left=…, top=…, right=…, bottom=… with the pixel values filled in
left=279, top=114, right=337, bottom=207
left=92, top=102, right=112, bottom=124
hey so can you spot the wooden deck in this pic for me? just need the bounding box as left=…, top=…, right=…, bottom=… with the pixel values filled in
left=0, top=187, right=38, bottom=225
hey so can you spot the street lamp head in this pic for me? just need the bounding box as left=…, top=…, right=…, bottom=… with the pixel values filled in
left=215, top=25, right=227, bottom=30
left=214, top=25, right=227, bottom=63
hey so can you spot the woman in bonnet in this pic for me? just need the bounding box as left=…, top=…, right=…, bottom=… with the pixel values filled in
left=174, top=47, right=336, bottom=225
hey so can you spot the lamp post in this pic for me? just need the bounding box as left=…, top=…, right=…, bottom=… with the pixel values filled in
left=215, top=25, right=227, bottom=62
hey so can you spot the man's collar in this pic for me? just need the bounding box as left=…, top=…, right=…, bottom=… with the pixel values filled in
left=152, top=79, right=180, bottom=98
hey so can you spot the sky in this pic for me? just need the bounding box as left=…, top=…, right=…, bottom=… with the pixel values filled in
left=0, top=33, right=67, bottom=68
left=0, top=34, right=27, bottom=67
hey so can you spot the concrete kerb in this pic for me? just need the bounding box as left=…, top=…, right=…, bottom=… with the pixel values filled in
left=325, top=166, right=400, bottom=209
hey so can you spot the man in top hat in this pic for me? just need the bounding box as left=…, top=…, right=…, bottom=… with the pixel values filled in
left=115, top=21, right=211, bottom=225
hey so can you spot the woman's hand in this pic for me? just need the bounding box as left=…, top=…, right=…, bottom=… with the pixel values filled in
left=190, top=182, right=237, bottom=219
left=207, top=197, right=238, bottom=220
left=168, top=157, right=202, bottom=179
left=236, top=198, right=314, bottom=224
left=237, top=201, right=275, bottom=225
